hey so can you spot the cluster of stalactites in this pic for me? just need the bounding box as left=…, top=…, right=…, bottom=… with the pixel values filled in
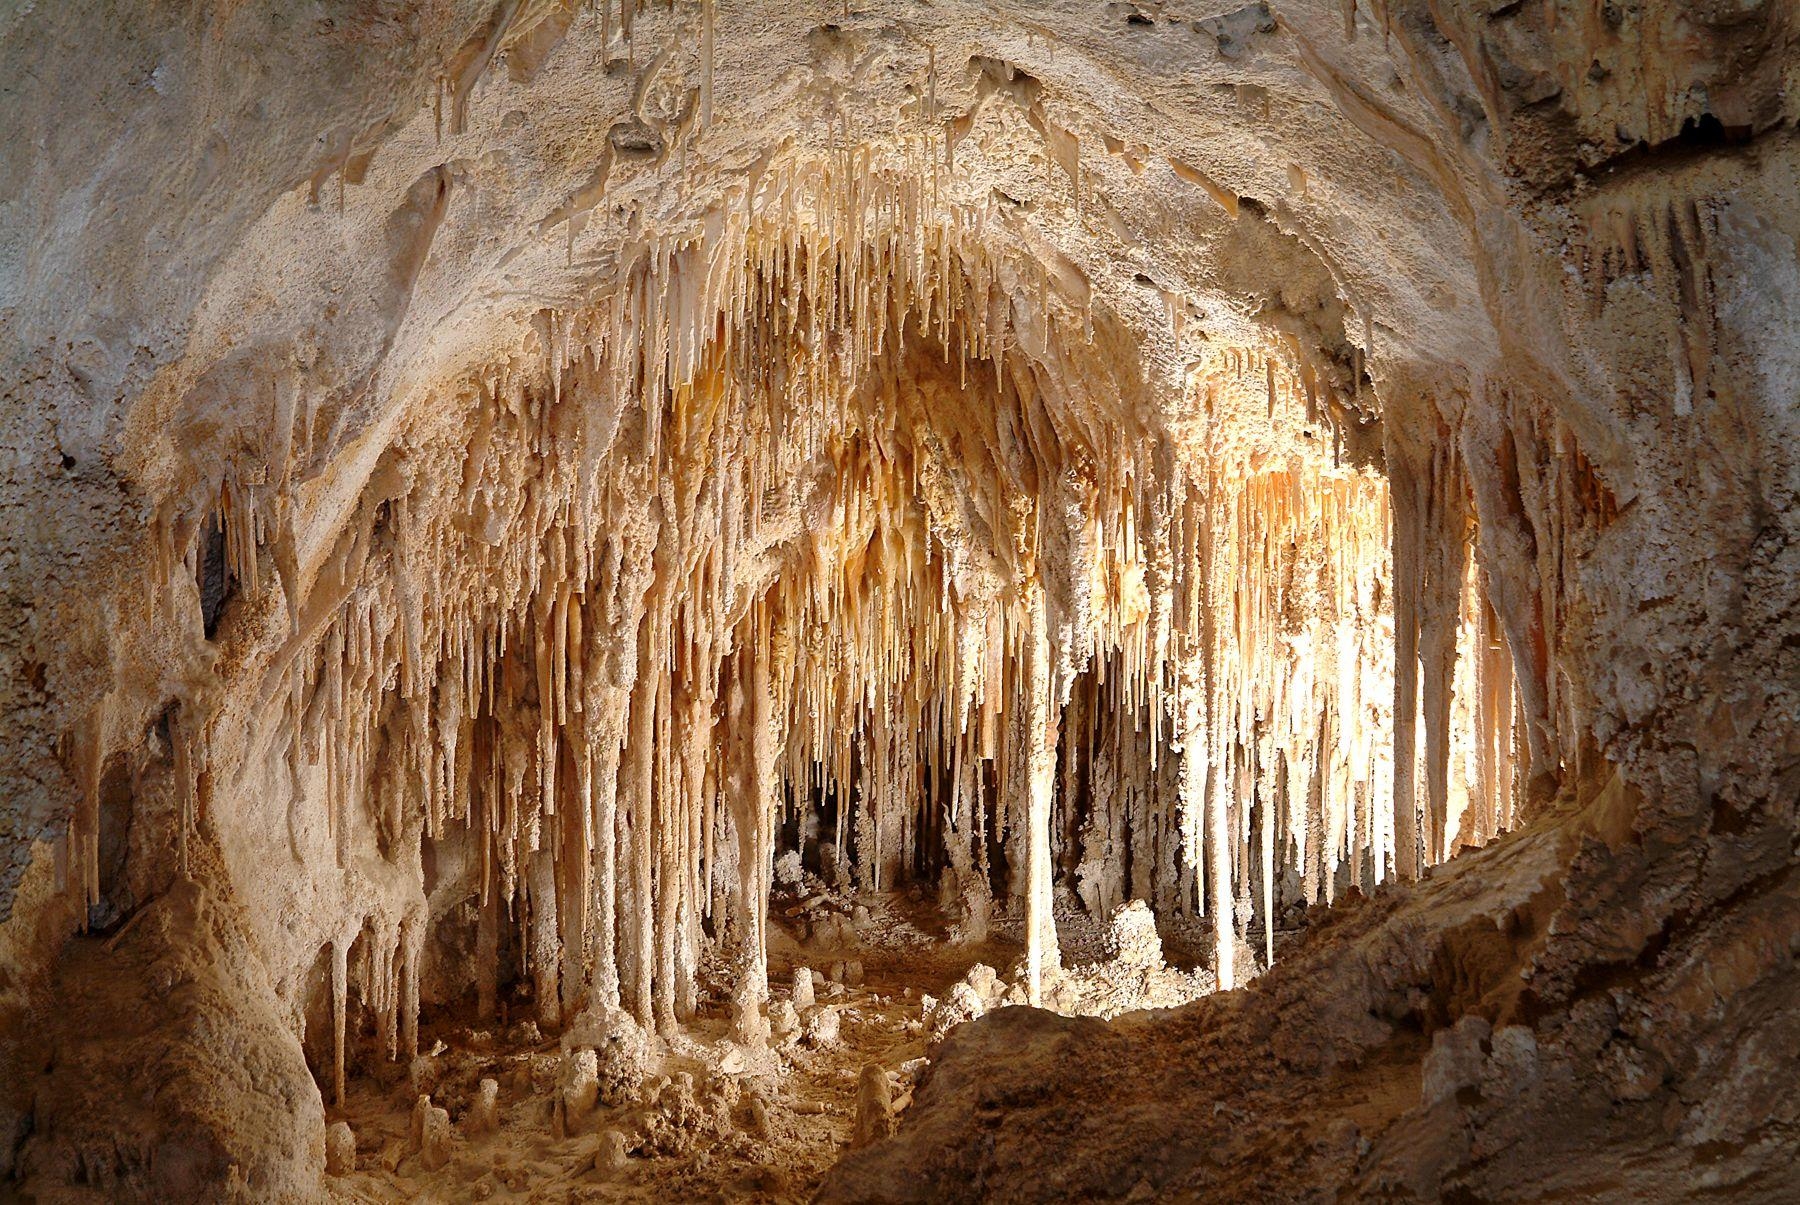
left=74, top=144, right=1527, bottom=1080
left=157, top=145, right=1139, bottom=1059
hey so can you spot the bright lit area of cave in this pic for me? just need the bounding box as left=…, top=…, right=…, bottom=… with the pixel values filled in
left=4, top=2, right=1798, bottom=1203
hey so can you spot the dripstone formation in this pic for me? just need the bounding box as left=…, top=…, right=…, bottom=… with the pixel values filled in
left=2, top=2, right=1796, bottom=1201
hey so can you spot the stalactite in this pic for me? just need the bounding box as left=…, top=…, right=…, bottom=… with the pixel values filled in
left=131, top=139, right=1535, bottom=1082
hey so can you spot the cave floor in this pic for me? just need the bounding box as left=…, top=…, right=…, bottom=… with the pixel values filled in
left=325, top=891, right=1012, bottom=1203
left=322, top=889, right=1234, bottom=1202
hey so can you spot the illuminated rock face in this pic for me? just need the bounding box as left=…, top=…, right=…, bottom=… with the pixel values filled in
left=2, top=1, right=1797, bottom=1200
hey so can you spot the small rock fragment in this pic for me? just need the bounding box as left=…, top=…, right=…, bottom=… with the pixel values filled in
left=563, top=1006, right=650, bottom=1105
left=1106, top=899, right=1165, bottom=968
left=595, top=1128, right=630, bottom=1171
left=407, top=1054, right=439, bottom=1098
left=1421, top=1014, right=1491, bottom=1106
left=927, top=981, right=985, bottom=1043
left=964, top=962, right=999, bottom=1004
left=770, top=998, right=801, bottom=1038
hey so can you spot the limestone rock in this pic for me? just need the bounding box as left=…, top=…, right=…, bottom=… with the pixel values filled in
left=324, top=1122, right=356, bottom=1176
left=595, top=1128, right=630, bottom=1172
left=1421, top=1015, right=1491, bottom=1108
left=556, top=1047, right=600, bottom=1135
left=465, top=1078, right=501, bottom=1137
left=409, top=1096, right=452, bottom=1173
left=927, top=982, right=986, bottom=1044
left=802, top=1005, right=841, bottom=1047
left=774, top=851, right=804, bottom=888
left=4, top=3, right=1796, bottom=1203
left=563, top=1007, right=650, bottom=1107
left=964, top=963, right=1000, bottom=1007
left=850, top=1065, right=895, bottom=1149
left=1105, top=901, right=1164, bottom=969
left=770, top=998, right=801, bottom=1040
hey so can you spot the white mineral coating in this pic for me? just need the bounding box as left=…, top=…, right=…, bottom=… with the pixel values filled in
left=927, top=983, right=987, bottom=1045
left=964, top=964, right=1000, bottom=1008
left=560, top=1008, right=651, bottom=1109
left=770, top=998, right=801, bottom=1042
left=1105, top=901, right=1164, bottom=970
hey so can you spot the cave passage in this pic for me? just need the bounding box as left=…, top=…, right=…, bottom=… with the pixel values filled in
left=237, top=163, right=1523, bottom=1190
left=8, top=0, right=1797, bottom=1201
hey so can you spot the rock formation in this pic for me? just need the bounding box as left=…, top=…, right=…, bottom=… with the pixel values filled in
left=1, top=0, right=1796, bottom=1201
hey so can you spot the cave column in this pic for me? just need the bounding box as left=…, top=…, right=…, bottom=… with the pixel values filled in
left=584, top=695, right=627, bottom=1016
left=1208, top=720, right=1235, bottom=991
left=1390, top=457, right=1426, bottom=881
left=1024, top=580, right=1060, bottom=1005
left=476, top=882, right=499, bottom=1021
left=1174, top=653, right=1206, bottom=919
left=399, top=909, right=424, bottom=1060
left=748, top=628, right=776, bottom=1010
left=528, top=844, right=560, bottom=1027
left=724, top=666, right=764, bottom=1044
left=559, top=737, right=592, bottom=1022
left=330, top=936, right=348, bottom=1108
left=622, top=619, right=660, bottom=1028
left=725, top=615, right=776, bottom=1044
left=652, top=656, right=679, bottom=1038
left=675, top=636, right=714, bottom=1024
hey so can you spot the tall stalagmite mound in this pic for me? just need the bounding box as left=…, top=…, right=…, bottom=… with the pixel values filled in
left=2, top=1, right=1797, bottom=1201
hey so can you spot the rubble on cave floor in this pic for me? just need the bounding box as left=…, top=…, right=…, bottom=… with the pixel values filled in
left=322, top=886, right=1235, bottom=1202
